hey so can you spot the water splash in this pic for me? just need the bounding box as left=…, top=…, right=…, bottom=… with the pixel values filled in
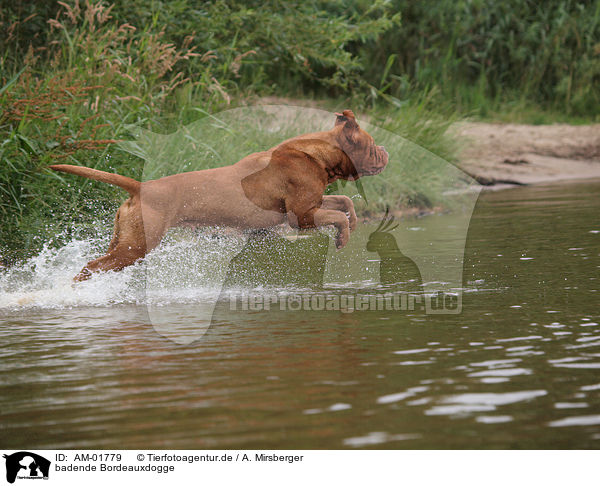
left=0, top=236, right=144, bottom=312
left=0, top=227, right=330, bottom=315
left=0, top=229, right=250, bottom=313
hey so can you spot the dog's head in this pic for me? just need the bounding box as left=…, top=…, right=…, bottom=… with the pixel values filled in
left=333, top=110, right=389, bottom=179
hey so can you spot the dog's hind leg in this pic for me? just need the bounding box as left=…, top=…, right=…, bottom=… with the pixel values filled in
left=106, top=207, right=122, bottom=253
left=74, top=202, right=168, bottom=281
left=74, top=247, right=146, bottom=281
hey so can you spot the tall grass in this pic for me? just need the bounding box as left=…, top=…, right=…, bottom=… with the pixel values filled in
left=0, top=0, right=220, bottom=263
left=361, top=0, right=600, bottom=118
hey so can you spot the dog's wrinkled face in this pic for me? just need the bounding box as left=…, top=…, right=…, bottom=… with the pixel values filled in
left=334, top=110, right=389, bottom=179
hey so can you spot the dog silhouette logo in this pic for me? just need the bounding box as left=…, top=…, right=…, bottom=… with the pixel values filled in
left=3, top=452, right=50, bottom=483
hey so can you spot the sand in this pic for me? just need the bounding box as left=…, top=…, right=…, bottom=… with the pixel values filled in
left=452, top=122, right=600, bottom=186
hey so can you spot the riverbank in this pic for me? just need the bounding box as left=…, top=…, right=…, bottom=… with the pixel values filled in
left=259, top=97, right=600, bottom=189
left=453, top=122, right=600, bottom=187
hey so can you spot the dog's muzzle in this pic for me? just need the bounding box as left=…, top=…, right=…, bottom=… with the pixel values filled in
left=363, top=145, right=389, bottom=176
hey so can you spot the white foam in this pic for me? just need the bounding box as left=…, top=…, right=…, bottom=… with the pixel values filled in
left=0, top=232, right=246, bottom=313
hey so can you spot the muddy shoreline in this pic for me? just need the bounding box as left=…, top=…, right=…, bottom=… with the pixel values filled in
left=453, top=122, right=600, bottom=187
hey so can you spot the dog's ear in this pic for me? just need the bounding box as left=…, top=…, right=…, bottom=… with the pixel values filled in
left=335, top=110, right=360, bottom=146
left=334, top=110, right=358, bottom=131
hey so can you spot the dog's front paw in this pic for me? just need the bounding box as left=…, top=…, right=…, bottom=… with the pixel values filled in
left=335, top=229, right=349, bottom=249
left=347, top=211, right=358, bottom=232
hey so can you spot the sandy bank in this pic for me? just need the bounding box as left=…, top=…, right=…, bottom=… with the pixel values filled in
left=453, top=122, right=600, bottom=186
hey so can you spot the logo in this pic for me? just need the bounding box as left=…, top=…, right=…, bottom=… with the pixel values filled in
left=3, top=452, right=50, bottom=483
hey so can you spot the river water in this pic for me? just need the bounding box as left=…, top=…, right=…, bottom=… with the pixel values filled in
left=1, top=180, right=599, bottom=449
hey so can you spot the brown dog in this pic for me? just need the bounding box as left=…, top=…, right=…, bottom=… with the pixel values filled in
left=50, top=110, right=388, bottom=281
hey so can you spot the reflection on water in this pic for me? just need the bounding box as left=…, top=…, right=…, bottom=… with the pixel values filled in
left=1, top=180, right=599, bottom=448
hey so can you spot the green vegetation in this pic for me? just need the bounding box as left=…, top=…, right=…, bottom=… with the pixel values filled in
left=1, top=0, right=598, bottom=263
left=364, top=0, right=600, bottom=120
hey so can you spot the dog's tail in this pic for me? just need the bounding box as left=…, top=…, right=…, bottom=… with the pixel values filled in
left=49, top=164, right=141, bottom=196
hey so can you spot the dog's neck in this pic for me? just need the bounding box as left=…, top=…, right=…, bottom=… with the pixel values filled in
left=323, top=148, right=356, bottom=183
left=277, top=133, right=358, bottom=183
